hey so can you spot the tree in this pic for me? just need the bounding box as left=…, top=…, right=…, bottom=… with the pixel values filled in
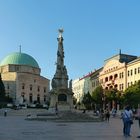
left=123, top=81, right=140, bottom=108
left=0, top=74, right=12, bottom=105
left=82, top=92, right=93, bottom=110
left=0, top=74, right=6, bottom=101
left=92, top=86, right=103, bottom=109
left=104, top=88, right=120, bottom=109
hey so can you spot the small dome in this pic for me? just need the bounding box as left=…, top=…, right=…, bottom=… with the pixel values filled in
left=0, top=52, right=39, bottom=68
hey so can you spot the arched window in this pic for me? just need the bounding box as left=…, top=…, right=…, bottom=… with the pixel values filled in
left=105, top=77, right=108, bottom=82
left=30, top=85, right=32, bottom=91
left=44, top=95, right=46, bottom=102
left=29, top=93, right=33, bottom=103
left=44, top=87, right=46, bottom=93
left=37, top=86, right=40, bottom=92
left=114, top=74, right=118, bottom=79
left=37, top=94, right=40, bottom=103
left=22, top=83, right=25, bottom=89
left=109, top=75, right=113, bottom=80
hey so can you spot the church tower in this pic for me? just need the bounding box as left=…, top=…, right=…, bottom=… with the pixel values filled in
left=50, top=29, right=73, bottom=110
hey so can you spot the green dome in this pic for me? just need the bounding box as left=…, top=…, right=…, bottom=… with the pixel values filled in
left=0, top=52, right=39, bottom=68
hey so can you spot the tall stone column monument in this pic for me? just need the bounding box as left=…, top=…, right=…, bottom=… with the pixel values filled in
left=50, top=29, right=73, bottom=111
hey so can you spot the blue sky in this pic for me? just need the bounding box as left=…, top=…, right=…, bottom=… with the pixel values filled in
left=0, top=0, right=140, bottom=80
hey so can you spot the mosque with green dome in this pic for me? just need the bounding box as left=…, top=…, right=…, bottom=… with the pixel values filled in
left=0, top=51, right=50, bottom=106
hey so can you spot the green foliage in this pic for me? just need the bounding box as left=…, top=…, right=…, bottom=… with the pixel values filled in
left=0, top=74, right=13, bottom=104
left=82, top=92, right=93, bottom=110
left=0, top=74, right=5, bottom=99
left=73, top=96, right=77, bottom=105
left=105, top=88, right=118, bottom=102
left=92, top=86, right=103, bottom=106
left=123, top=81, right=140, bottom=107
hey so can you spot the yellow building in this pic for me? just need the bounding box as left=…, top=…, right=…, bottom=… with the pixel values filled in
left=90, top=68, right=102, bottom=93
left=73, top=52, right=140, bottom=104
left=0, top=51, right=50, bottom=106
left=99, top=52, right=139, bottom=91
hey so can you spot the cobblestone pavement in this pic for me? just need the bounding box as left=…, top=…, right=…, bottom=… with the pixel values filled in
left=0, top=109, right=140, bottom=140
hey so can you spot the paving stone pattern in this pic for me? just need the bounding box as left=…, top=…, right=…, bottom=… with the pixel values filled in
left=0, top=109, right=140, bottom=140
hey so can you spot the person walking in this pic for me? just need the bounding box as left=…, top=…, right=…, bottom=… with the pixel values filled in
left=122, top=105, right=133, bottom=137
left=105, top=109, right=110, bottom=122
left=55, top=102, right=58, bottom=115
left=4, top=109, right=7, bottom=117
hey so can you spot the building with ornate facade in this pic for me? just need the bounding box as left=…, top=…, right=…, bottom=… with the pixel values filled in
left=0, top=51, right=50, bottom=106
left=99, top=52, right=138, bottom=91
left=72, top=51, right=140, bottom=103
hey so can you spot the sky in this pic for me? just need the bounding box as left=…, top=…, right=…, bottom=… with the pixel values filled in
left=0, top=0, right=140, bottom=81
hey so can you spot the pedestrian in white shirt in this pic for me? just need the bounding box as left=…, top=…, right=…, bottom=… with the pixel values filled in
left=122, top=105, right=133, bottom=137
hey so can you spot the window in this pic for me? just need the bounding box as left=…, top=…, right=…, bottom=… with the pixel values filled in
left=44, top=87, right=46, bottom=93
left=30, top=85, right=32, bottom=91
left=138, top=67, right=140, bottom=73
left=109, top=75, right=113, bottom=80
left=119, top=73, right=121, bottom=78
left=37, top=86, right=40, bottom=92
left=128, top=82, right=129, bottom=87
left=105, top=77, right=108, bottom=82
left=135, top=68, right=137, bottom=74
left=119, top=84, right=121, bottom=90
left=22, top=83, right=25, bottom=89
left=120, top=84, right=124, bottom=90
left=37, top=94, right=40, bottom=103
left=131, top=70, right=133, bottom=76
left=96, top=81, right=99, bottom=86
left=122, top=72, right=124, bottom=78
left=44, top=95, right=46, bottom=102
left=122, top=84, right=124, bottom=90
left=15, top=66, right=20, bottom=71
left=114, top=74, right=118, bottom=79
left=128, top=71, right=130, bottom=77
left=29, top=93, right=33, bottom=103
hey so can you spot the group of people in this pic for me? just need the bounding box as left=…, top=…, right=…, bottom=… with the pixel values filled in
left=98, top=108, right=116, bottom=122
left=97, top=105, right=140, bottom=138
left=121, top=105, right=140, bottom=138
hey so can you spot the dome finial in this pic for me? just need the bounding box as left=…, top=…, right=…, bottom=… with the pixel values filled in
left=19, top=45, right=21, bottom=53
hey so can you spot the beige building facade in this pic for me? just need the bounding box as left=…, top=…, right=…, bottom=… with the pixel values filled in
left=73, top=52, right=140, bottom=103
left=99, top=52, right=140, bottom=91
left=0, top=52, right=50, bottom=106
left=90, top=68, right=102, bottom=93
left=72, top=71, right=100, bottom=103
left=72, top=78, right=85, bottom=103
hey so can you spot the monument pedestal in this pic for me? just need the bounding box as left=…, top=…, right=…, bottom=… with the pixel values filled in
left=50, top=89, right=73, bottom=111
